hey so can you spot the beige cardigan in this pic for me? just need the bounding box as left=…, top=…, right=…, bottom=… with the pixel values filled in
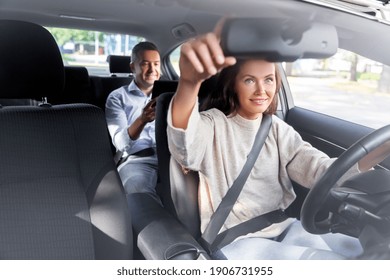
left=167, top=100, right=358, bottom=238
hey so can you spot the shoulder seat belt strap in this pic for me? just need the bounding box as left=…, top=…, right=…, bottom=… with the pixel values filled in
left=200, top=114, right=287, bottom=254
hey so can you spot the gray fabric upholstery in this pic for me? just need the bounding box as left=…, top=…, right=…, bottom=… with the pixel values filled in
left=153, top=77, right=219, bottom=238
left=0, top=20, right=133, bottom=259
left=91, top=77, right=132, bottom=110
left=0, top=99, right=40, bottom=106
left=155, top=92, right=201, bottom=238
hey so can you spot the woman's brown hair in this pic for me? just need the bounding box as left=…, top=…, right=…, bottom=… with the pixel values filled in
left=201, top=59, right=282, bottom=116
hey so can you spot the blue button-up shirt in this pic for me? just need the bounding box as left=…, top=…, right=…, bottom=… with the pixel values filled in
left=105, top=81, right=156, bottom=156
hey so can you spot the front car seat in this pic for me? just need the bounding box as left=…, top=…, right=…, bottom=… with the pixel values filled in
left=0, top=20, right=132, bottom=259
left=127, top=75, right=221, bottom=260
left=128, top=88, right=219, bottom=259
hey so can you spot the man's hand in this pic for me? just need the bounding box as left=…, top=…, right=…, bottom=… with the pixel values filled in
left=128, top=99, right=156, bottom=140
left=140, top=99, right=157, bottom=123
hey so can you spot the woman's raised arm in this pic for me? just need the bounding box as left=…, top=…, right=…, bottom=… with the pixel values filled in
left=171, top=20, right=236, bottom=129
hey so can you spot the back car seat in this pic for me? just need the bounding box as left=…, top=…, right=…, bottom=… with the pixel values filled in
left=91, top=55, right=133, bottom=110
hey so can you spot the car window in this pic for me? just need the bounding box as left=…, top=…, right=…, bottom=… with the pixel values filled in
left=46, top=27, right=145, bottom=76
left=170, top=45, right=390, bottom=129
left=169, top=45, right=181, bottom=75
left=285, top=49, right=390, bottom=129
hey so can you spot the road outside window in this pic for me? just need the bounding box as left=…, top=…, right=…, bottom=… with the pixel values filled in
left=285, top=49, right=390, bottom=129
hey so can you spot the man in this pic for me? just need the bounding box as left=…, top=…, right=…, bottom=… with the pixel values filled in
left=105, top=41, right=161, bottom=203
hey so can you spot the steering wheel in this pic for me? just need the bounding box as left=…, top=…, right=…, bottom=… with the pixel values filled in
left=301, top=124, right=390, bottom=234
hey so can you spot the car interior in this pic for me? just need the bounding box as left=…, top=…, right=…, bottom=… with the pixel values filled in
left=0, top=0, right=390, bottom=261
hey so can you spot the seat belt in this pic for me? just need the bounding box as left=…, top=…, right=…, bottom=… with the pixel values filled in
left=199, top=114, right=288, bottom=254
left=114, top=150, right=124, bottom=166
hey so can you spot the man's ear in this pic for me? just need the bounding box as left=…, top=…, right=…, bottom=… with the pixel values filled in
left=130, top=62, right=135, bottom=73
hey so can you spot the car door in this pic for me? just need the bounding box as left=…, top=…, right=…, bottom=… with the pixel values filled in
left=282, top=49, right=390, bottom=171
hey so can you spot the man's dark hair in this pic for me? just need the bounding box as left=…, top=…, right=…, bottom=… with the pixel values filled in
left=131, top=41, right=159, bottom=63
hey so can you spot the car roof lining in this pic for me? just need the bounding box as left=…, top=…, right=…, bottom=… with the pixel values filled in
left=1, top=0, right=389, bottom=64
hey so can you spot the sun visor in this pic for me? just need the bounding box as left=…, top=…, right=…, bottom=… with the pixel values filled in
left=221, top=18, right=338, bottom=62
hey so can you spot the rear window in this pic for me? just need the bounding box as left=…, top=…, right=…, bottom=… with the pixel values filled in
left=46, top=27, right=145, bottom=76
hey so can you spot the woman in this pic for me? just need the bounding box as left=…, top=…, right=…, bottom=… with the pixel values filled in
left=167, top=22, right=382, bottom=259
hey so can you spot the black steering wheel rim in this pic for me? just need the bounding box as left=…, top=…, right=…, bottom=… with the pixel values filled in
left=301, top=124, right=390, bottom=234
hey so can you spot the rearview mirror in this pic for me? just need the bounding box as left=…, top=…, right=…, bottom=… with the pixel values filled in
left=221, top=18, right=338, bottom=62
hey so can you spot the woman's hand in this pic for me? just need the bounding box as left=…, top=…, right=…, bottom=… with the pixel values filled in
left=358, top=140, right=390, bottom=171
left=172, top=18, right=236, bottom=130
left=179, top=19, right=236, bottom=86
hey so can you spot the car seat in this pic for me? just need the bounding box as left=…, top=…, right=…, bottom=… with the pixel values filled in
left=51, top=66, right=94, bottom=105
left=149, top=76, right=220, bottom=239
left=90, top=55, right=133, bottom=110
left=155, top=92, right=202, bottom=238
left=0, top=20, right=133, bottom=259
left=127, top=91, right=207, bottom=260
left=126, top=75, right=220, bottom=260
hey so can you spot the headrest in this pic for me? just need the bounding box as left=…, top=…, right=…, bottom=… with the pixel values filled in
left=64, top=66, right=90, bottom=89
left=199, top=74, right=218, bottom=100
left=0, top=20, right=65, bottom=99
left=152, top=80, right=178, bottom=99
left=107, top=55, right=132, bottom=75
left=152, top=75, right=218, bottom=102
